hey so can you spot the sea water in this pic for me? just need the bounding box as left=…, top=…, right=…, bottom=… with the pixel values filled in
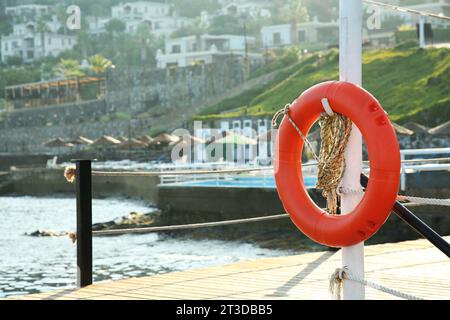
left=0, top=196, right=292, bottom=298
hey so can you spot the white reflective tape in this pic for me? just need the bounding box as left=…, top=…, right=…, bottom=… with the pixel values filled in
left=321, top=98, right=334, bottom=116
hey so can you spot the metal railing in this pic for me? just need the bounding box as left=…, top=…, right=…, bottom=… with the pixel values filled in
left=400, top=148, right=450, bottom=190
left=72, top=158, right=450, bottom=291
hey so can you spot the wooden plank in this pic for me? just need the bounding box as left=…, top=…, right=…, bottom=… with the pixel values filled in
left=7, top=237, right=450, bottom=300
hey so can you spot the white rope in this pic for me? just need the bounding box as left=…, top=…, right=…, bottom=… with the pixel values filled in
left=398, top=195, right=450, bottom=206
left=398, top=157, right=450, bottom=164
left=330, top=267, right=425, bottom=300
left=336, top=187, right=450, bottom=207
left=78, top=157, right=450, bottom=178
left=91, top=213, right=290, bottom=236
left=337, top=186, right=364, bottom=196
left=91, top=167, right=274, bottom=177
left=363, top=0, right=450, bottom=21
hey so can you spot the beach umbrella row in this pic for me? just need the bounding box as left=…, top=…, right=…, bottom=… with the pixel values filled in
left=42, top=131, right=280, bottom=152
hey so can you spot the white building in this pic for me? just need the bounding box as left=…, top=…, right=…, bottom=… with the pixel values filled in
left=122, top=15, right=193, bottom=37
left=112, top=1, right=172, bottom=20
left=5, top=4, right=50, bottom=22
left=261, top=17, right=339, bottom=48
left=86, top=16, right=112, bottom=35
left=111, top=1, right=193, bottom=37
left=1, top=22, right=77, bottom=63
left=156, top=34, right=262, bottom=68
left=220, top=1, right=272, bottom=18
left=201, top=1, right=271, bottom=28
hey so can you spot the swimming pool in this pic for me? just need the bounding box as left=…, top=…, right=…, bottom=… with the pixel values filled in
left=160, top=175, right=317, bottom=189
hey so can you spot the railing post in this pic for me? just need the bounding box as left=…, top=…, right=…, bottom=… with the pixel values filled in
left=75, top=159, right=93, bottom=288
left=401, top=153, right=406, bottom=191
left=419, top=16, right=426, bottom=49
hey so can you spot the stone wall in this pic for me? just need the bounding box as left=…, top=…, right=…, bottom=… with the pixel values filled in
left=0, top=57, right=249, bottom=154
left=0, top=100, right=107, bottom=130
left=106, top=58, right=246, bottom=113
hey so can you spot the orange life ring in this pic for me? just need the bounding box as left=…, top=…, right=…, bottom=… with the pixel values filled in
left=274, top=81, right=400, bottom=247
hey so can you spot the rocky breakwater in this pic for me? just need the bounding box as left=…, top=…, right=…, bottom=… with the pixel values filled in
left=26, top=210, right=161, bottom=239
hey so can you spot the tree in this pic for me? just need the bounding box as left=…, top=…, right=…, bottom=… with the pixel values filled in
left=381, top=15, right=406, bottom=31
left=36, top=18, right=50, bottom=59
left=280, top=0, right=309, bottom=44
left=54, top=59, right=85, bottom=78
left=88, top=54, right=112, bottom=74
left=0, top=1, right=12, bottom=36
left=135, top=23, right=155, bottom=62
left=41, top=62, right=56, bottom=81
left=75, top=30, right=92, bottom=58
left=171, top=18, right=205, bottom=38
left=105, top=18, right=126, bottom=35
left=6, top=56, right=23, bottom=66
left=208, top=15, right=244, bottom=35
left=55, top=4, right=68, bottom=35
left=172, top=0, right=220, bottom=18
left=302, top=0, right=337, bottom=22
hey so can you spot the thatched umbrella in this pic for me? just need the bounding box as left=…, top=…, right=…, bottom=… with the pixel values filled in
left=116, top=136, right=128, bottom=143
left=403, top=122, right=429, bottom=135
left=213, top=131, right=257, bottom=145
left=137, top=135, right=153, bottom=144
left=43, top=137, right=71, bottom=148
left=150, top=133, right=180, bottom=145
left=92, top=135, right=121, bottom=146
left=392, top=122, right=414, bottom=136
left=429, top=120, right=450, bottom=136
left=68, top=136, right=94, bottom=145
left=43, top=138, right=74, bottom=155
left=171, top=134, right=205, bottom=146
left=117, top=138, right=147, bottom=149
left=209, top=131, right=257, bottom=162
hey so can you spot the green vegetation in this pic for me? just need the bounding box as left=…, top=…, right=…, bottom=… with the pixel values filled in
left=99, top=112, right=132, bottom=122
left=88, top=54, right=113, bottom=74
left=148, top=125, right=167, bottom=137
left=196, top=46, right=450, bottom=127
left=114, top=111, right=132, bottom=121
left=172, top=0, right=220, bottom=18
left=0, top=67, right=41, bottom=99
left=395, top=28, right=450, bottom=45
left=54, top=59, right=85, bottom=78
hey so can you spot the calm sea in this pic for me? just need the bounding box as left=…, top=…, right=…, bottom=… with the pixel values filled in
left=0, top=196, right=292, bottom=298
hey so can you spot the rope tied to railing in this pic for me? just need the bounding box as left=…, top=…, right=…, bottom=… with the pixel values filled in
left=65, top=213, right=290, bottom=242
left=64, top=166, right=275, bottom=182
left=397, top=195, right=450, bottom=207
left=330, top=267, right=425, bottom=300
left=64, top=166, right=76, bottom=183
left=316, top=114, right=352, bottom=214
left=272, top=102, right=352, bottom=214
left=272, top=103, right=319, bottom=162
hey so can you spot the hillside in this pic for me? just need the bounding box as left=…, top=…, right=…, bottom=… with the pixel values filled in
left=195, top=45, right=450, bottom=127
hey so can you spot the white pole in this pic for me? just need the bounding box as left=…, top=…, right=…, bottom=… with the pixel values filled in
left=401, top=153, right=406, bottom=191
left=419, top=16, right=426, bottom=49
left=339, top=0, right=365, bottom=300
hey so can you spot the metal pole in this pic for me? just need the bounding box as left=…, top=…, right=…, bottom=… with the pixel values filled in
left=401, top=153, right=406, bottom=191
left=339, top=0, right=365, bottom=300
left=419, top=16, right=425, bottom=49
left=360, top=174, right=450, bottom=258
left=75, top=159, right=93, bottom=288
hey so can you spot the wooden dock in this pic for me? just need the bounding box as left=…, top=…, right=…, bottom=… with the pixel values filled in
left=10, top=236, right=450, bottom=300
